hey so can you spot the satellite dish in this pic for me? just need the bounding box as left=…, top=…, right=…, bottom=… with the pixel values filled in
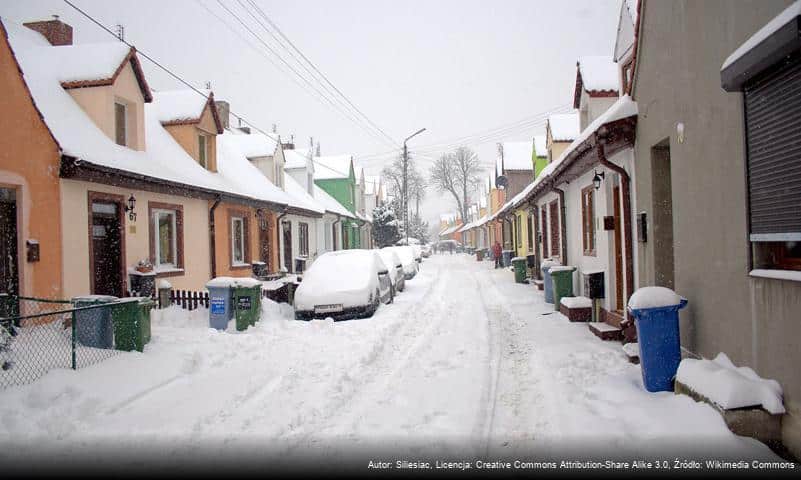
left=496, top=175, right=508, bottom=189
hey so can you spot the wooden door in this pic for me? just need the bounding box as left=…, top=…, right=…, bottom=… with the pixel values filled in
left=541, top=205, right=549, bottom=259
left=90, top=199, right=123, bottom=297
left=549, top=200, right=560, bottom=260
left=0, top=189, right=19, bottom=318
left=282, top=221, right=292, bottom=272
left=258, top=212, right=271, bottom=270
left=613, top=186, right=624, bottom=311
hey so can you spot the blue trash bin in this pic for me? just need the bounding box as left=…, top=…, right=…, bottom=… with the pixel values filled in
left=540, top=259, right=560, bottom=304
left=206, top=278, right=234, bottom=330
left=628, top=296, right=688, bottom=392
left=72, top=295, right=117, bottom=349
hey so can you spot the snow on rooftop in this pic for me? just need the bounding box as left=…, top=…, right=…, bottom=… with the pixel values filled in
left=4, top=23, right=283, bottom=204
left=548, top=113, right=580, bottom=142
left=153, top=89, right=210, bottom=124
left=284, top=149, right=310, bottom=170
left=721, top=0, right=801, bottom=71
left=33, top=42, right=132, bottom=85
left=501, top=141, right=534, bottom=171
left=216, top=133, right=294, bottom=205
left=578, top=56, right=620, bottom=92
left=224, top=130, right=278, bottom=158
left=284, top=172, right=325, bottom=215
left=676, top=353, right=785, bottom=414
left=534, top=135, right=547, bottom=158
left=313, top=154, right=352, bottom=180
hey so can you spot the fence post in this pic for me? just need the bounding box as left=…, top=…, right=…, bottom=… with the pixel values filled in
left=71, top=310, right=77, bottom=370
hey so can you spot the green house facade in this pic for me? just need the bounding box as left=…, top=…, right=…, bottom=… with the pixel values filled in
left=313, top=154, right=361, bottom=249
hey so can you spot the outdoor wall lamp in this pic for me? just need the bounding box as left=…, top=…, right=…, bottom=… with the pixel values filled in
left=593, top=170, right=605, bottom=190
left=124, top=194, right=137, bottom=221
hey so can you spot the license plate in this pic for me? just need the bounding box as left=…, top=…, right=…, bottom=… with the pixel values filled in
left=314, top=304, right=343, bottom=314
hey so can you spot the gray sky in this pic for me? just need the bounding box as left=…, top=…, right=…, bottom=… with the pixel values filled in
left=1, top=0, right=621, bottom=228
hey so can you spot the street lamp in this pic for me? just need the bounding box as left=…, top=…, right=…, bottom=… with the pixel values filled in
left=403, top=128, right=426, bottom=245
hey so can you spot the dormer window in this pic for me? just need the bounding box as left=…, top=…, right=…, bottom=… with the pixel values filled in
left=114, top=101, right=127, bottom=146
left=198, top=133, right=209, bottom=168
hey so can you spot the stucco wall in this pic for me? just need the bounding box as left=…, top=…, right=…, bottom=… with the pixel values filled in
left=634, top=0, right=799, bottom=457
left=211, top=202, right=259, bottom=279
left=0, top=25, right=63, bottom=299
left=59, top=179, right=212, bottom=298
left=315, top=178, right=354, bottom=213
left=163, top=110, right=218, bottom=172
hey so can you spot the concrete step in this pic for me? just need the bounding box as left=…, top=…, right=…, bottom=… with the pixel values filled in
left=533, top=279, right=544, bottom=291
left=588, top=321, right=623, bottom=341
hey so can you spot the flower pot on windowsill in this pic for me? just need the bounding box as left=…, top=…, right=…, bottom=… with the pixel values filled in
left=135, top=265, right=154, bottom=274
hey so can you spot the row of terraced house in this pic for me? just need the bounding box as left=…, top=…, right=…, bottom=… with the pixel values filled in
left=456, top=0, right=801, bottom=459
left=0, top=16, right=385, bottom=306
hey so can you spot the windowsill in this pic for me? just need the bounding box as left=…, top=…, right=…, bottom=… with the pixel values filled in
left=749, top=269, right=801, bottom=283
left=230, top=262, right=252, bottom=270
left=155, top=267, right=185, bottom=278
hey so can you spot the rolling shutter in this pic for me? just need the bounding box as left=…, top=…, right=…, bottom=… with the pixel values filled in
left=744, top=53, right=801, bottom=240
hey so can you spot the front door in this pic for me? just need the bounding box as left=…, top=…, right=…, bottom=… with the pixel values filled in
left=282, top=221, right=292, bottom=272
left=90, top=198, right=123, bottom=297
left=549, top=200, right=560, bottom=262
left=0, top=188, right=19, bottom=319
left=613, top=185, right=624, bottom=312
left=258, top=212, right=271, bottom=270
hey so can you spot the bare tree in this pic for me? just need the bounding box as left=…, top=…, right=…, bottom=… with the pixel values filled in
left=429, top=146, right=483, bottom=223
left=381, top=154, right=426, bottom=225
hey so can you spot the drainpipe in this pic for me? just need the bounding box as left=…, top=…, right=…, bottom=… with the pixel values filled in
left=596, top=134, right=634, bottom=309
left=276, top=208, right=289, bottom=272
left=332, top=214, right=342, bottom=250
left=552, top=185, right=568, bottom=267
left=208, top=195, right=222, bottom=279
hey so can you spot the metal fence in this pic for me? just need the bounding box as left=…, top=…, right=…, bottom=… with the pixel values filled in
left=0, top=297, right=121, bottom=389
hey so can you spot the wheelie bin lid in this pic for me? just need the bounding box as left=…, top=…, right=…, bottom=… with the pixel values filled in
left=72, top=295, right=118, bottom=304
left=627, top=286, right=688, bottom=313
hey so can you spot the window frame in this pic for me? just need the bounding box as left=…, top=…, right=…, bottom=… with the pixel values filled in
left=228, top=209, right=250, bottom=268
left=299, top=222, right=309, bottom=257
left=148, top=202, right=184, bottom=276
left=114, top=101, right=127, bottom=147
left=198, top=133, right=208, bottom=168
left=581, top=185, right=596, bottom=256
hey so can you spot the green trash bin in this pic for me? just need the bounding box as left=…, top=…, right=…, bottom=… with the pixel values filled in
left=112, top=297, right=154, bottom=352
left=549, top=266, right=576, bottom=311
left=232, top=280, right=262, bottom=331
left=512, top=257, right=527, bottom=283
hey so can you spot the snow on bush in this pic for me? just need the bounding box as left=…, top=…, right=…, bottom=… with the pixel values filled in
left=676, top=353, right=784, bottom=414
left=628, top=286, right=681, bottom=309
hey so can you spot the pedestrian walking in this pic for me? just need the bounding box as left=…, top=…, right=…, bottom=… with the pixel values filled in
left=448, top=241, right=454, bottom=255
left=492, top=241, right=502, bottom=269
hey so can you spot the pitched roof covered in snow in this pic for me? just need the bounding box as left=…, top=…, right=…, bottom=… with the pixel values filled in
left=152, top=89, right=223, bottom=133
left=547, top=113, right=580, bottom=142
left=284, top=148, right=311, bottom=170
left=283, top=172, right=325, bottom=215
left=215, top=133, right=295, bottom=206
left=5, top=20, right=288, bottom=208
left=222, top=129, right=278, bottom=158
left=313, top=184, right=355, bottom=218
left=573, top=56, right=619, bottom=108
left=500, top=141, right=534, bottom=171
left=533, top=135, right=547, bottom=158
left=614, top=0, right=640, bottom=62
left=313, top=154, right=353, bottom=180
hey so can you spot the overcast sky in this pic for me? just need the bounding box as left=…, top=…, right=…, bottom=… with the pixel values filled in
left=0, top=0, right=621, bottom=229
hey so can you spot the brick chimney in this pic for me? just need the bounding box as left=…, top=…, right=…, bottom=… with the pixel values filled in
left=214, top=100, right=230, bottom=130
left=24, top=16, right=73, bottom=46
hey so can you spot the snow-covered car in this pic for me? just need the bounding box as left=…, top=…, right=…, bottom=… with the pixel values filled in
left=384, top=246, right=418, bottom=280
left=410, top=244, right=423, bottom=263
left=294, top=250, right=393, bottom=320
left=376, top=248, right=405, bottom=294
left=420, top=244, right=432, bottom=258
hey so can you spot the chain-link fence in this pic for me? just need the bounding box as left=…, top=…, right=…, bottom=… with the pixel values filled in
left=1, top=297, right=123, bottom=389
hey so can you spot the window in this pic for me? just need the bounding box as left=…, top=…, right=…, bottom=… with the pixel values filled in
left=515, top=215, right=522, bottom=248
left=299, top=222, right=309, bottom=256
left=621, top=58, right=634, bottom=95
left=581, top=186, right=596, bottom=256
left=541, top=205, right=549, bottom=258
left=198, top=134, right=208, bottom=168
left=549, top=200, right=560, bottom=258
left=324, top=221, right=332, bottom=250
left=148, top=203, right=183, bottom=273
left=231, top=217, right=247, bottom=266
left=526, top=214, right=533, bottom=252
left=114, top=102, right=127, bottom=146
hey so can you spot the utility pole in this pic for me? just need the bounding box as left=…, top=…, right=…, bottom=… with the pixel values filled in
left=403, top=128, right=426, bottom=244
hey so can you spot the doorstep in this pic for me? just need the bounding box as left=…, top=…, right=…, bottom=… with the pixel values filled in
left=588, top=321, right=623, bottom=341
left=533, top=279, right=544, bottom=290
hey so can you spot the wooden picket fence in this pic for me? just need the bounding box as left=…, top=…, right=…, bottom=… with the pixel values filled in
left=165, top=290, right=209, bottom=310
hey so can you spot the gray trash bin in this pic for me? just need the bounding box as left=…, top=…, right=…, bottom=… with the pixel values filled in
left=72, top=295, right=117, bottom=349
left=540, top=259, right=560, bottom=304
left=206, top=278, right=234, bottom=330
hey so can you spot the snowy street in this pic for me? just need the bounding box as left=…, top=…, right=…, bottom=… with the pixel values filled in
left=0, top=254, right=780, bottom=470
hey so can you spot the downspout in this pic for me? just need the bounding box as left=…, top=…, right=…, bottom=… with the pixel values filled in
left=552, top=185, right=568, bottom=267
left=276, top=208, right=289, bottom=272
left=596, top=136, right=635, bottom=307
left=208, top=195, right=222, bottom=279
left=332, top=214, right=342, bottom=250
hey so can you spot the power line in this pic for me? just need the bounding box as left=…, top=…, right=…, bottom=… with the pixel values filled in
left=210, top=0, right=397, bottom=149
left=242, top=0, right=398, bottom=147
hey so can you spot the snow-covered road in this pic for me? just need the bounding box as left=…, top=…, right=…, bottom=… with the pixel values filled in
left=0, top=254, right=782, bottom=470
